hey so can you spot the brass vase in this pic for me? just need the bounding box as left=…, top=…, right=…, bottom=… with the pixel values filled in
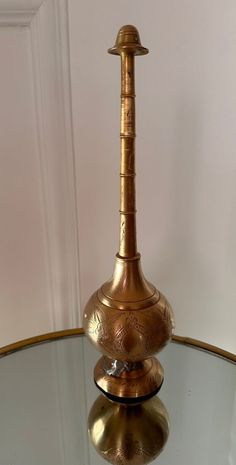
left=88, top=394, right=169, bottom=465
left=83, top=25, right=175, bottom=403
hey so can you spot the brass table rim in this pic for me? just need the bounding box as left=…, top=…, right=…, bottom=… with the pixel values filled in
left=0, top=329, right=235, bottom=363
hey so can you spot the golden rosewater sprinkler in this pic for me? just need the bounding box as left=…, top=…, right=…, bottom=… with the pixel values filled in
left=83, top=25, right=175, bottom=403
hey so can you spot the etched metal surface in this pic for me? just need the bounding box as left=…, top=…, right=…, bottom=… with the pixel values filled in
left=94, top=356, right=164, bottom=399
left=88, top=394, right=169, bottom=465
left=83, top=25, right=175, bottom=401
left=84, top=290, right=174, bottom=362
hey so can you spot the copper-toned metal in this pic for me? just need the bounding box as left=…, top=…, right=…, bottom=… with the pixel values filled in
left=88, top=394, right=169, bottom=465
left=83, top=25, right=175, bottom=402
left=94, top=356, right=164, bottom=403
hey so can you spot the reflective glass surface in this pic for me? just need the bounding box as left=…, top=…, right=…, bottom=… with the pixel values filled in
left=0, top=335, right=235, bottom=465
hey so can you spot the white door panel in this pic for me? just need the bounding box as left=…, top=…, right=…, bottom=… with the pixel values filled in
left=0, top=0, right=80, bottom=346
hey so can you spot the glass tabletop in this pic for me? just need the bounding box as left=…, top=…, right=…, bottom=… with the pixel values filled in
left=0, top=334, right=235, bottom=465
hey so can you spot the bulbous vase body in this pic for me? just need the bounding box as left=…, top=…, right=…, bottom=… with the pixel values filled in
left=84, top=258, right=174, bottom=363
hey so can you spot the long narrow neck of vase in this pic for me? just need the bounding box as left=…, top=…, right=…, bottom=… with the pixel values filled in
left=119, top=51, right=137, bottom=258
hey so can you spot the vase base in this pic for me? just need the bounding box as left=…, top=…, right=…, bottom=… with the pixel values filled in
left=94, top=378, right=163, bottom=404
left=94, top=355, right=164, bottom=404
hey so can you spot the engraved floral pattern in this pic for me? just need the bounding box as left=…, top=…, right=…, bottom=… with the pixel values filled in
left=105, top=437, right=155, bottom=465
left=84, top=291, right=174, bottom=362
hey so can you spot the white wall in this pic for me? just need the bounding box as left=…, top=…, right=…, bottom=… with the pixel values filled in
left=0, top=0, right=80, bottom=346
left=69, top=0, right=236, bottom=353
left=0, top=0, right=235, bottom=353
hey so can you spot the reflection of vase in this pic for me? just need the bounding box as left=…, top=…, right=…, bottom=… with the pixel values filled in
left=88, top=395, right=169, bottom=465
left=83, top=25, right=175, bottom=403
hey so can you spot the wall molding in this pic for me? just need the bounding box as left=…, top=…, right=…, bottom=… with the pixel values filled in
left=0, top=0, right=81, bottom=331
left=29, top=0, right=81, bottom=330
left=0, top=0, right=44, bottom=25
left=53, top=0, right=82, bottom=328
left=0, top=11, right=34, bottom=25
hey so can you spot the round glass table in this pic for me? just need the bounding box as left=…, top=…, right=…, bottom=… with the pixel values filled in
left=0, top=330, right=235, bottom=465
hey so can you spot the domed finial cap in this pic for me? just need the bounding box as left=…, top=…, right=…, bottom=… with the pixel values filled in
left=108, top=25, right=149, bottom=56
